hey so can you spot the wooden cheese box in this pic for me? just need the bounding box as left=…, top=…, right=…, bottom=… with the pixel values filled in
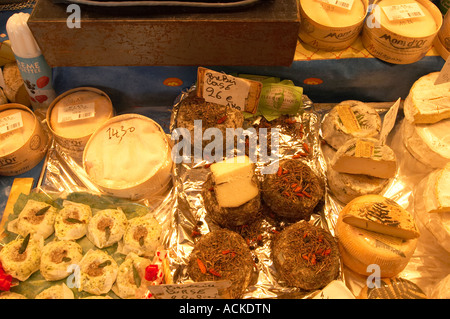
left=27, top=0, right=300, bottom=67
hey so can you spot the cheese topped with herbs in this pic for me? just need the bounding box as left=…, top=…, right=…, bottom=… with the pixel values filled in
left=49, top=90, right=113, bottom=139
left=404, top=72, right=450, bottom=124
left=322, top=100, right=382, bottom=150
left=210, top=155, right=259, bottom=208
left=331, top=137, right=397, bottom=179
left=83, top=114, right=173, bottom=193
left=300, top=0, right=366, bottom=27
left=79, top=249, right=118, bottom=295
left=378, top=0, right=439, bottom=37
left=0, top=108, right=35, bottom=157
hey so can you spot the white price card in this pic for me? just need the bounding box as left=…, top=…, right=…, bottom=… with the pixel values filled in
left=0, top=112, right=23, bottom=134
left=318, top=0, right=354, bottom=10
left=57, top=102, right=95, bottom=123
left=381, top=3, right=425, bottom=21
left=435, top=57, right=450, bottom=85
left=379, top=98, right=401, bottom=144
left=147, top=281, right=231, bottom=299
left=197, top=67, right=262, bottom=114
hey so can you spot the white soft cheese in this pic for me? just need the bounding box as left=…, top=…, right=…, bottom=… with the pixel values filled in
left=0, top=108, right=35, bottom=157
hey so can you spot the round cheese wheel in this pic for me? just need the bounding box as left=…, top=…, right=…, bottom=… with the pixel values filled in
left=321, top=100, right=382, bottom=150
left=336, top=207, right=418, bottom=277
left=0, top=107, right=35, bottom=157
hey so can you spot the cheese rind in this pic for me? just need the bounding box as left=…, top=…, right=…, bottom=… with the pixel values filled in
left=341, top=194, right=420, bottom=239
left=403, top=72, right=450, bottom=124
left=331, top=137, right=397, bottom=179
left=322, top=101, right=382, bottom=150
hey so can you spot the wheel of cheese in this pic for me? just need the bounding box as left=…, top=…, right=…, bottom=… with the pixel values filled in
left=402, top=115, right=450, bottom=169
left=403, top=72, right=450, bottom=124
left=358, top=277, right=427, bottom=299
left=327, top=165, right=389, bottom=204
left=321, top=100, right=382, bottom=150
left=414, top=166, right=450, bottom=253
left=336, top=198, right=418, bottom=277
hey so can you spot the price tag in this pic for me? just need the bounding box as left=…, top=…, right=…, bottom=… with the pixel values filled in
left=381, top=3, right=425, bottom=21
left=379, top=98, right=401, bottom=144
left=318, top=0, right=354, bottom=10
left=434, top=57, right=450, bottom=85
left=197, top=67, right=262, bottom=114
left=147, top=281, right=231, bottom=299
left=57, top=102, right=95, bottom=123
left=0, top=112, right=23, bottom=134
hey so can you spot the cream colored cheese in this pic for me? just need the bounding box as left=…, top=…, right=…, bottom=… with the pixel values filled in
left=300, top=0, right=366, bottom=27
left=378, top=0, right=439, bottom=37
left=0, top=108, right=35, bottom=157
left=49, top=90, right=112, bottom=139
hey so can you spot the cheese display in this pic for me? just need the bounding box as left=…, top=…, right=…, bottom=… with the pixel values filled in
left=0, top=235, right=43, bottom=282
left=202, top=155, right=261, bottom=228
left=340, top=195, right=420, bottom=240
left=7, top=199, right=58, bottom=240
left=121, top=215, right=162, bottom=257
left=86, top=208, right=128, bottom=249
left=330, top=138, right=397, bottom=179
left=321, top=101, right=382, bottom=150
left=78, top=249, right=119, bottom=295
left=362, top=0, right=442, bottom=64
left=358, top=277, right=427, bottom=299
left=327, top=165, right=390, bottom=204
left=272, top=221, right=340, bottom=291
left=403, top=72, right=450, bottom=124
left=187, top=229, right=254, bottom=299
left=47, top=87, right=114, bottom=157
left=401, top=116, right=450, bottom=169
left=262, top=159, right=324, bottom=221
left=83, top=114, right=173, bottom=200
left=336, top=196, right=419, bottom=277
left=0, top=104, right=49, bottom=176
left=40, top=240, right=83, bottom=281
left=414, top=165, right=450, bottom=253
left=298, top=0, right=368, bottom=50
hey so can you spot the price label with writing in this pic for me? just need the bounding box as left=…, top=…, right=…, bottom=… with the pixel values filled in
left=197, top=67, right=262, bottom=114
left=435, top=57, right=450, bottom=85
left=148, top=281, right=231, bottom=299
left=58, top=102, right=96, bottom=123
left=318, top=0, right=354, bottom=11
left=381, top=3, right=425, bottom=21
left=0, top=112, right=23, bottom=134
left=379, top=98, right=401, bottom=144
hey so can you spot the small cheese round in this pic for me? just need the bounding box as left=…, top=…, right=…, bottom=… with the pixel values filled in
left=40, top=240, right=83, bottom=281
left=0, top=235, right=43, bottom=281
left=86, top=208, right=128, bottom=249
left=0, top=292, right=27, bottom=299
left=121, top=215, right=162, bottom=257
left=403, top=72, right=450, bottom=124
left=35, top=283, right=75, bottom=299
left=13, top=200, right=58, bottom=240
left=79, top=249, right=118, bottom=295
left=321, top=101, right=382, bottom=150
left=49, top=89, right=113, bottom=139
left=402, top=116, right=450, bottom=169
left=54, top=200, right=92, bottom=241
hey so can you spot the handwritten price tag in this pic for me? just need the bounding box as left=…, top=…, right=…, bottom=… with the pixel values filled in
left=379, top=98, right=401, bottom=144
left=148, top=281, right=231, bottom=299
left=197, top=67, right=262, bottom=114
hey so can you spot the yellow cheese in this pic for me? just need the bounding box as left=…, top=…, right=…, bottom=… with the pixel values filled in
left=300, top=0, right=366, bottom=27
left=49, top=90, right=113, bottom=139
left=210, top=155, right=259, bottom=208
left=0, top=108, right=35, bottom=157
left=336, top=212, right=418, bottom=277
left=378, top=0, right=439, bottom=37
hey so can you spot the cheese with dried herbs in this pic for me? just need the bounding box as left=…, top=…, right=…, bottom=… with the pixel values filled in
left=341, top=194, right=420, bottom=239
left=322, top=100, right=382, bottom=150
left=330, top=137, right=397, bottom=179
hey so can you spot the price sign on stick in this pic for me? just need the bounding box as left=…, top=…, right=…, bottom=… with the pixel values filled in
left=197, top=67, right=262, bottom=114
left=148, top=281, right=231, bottom=299
left=435, top=57, right=450, bottom=85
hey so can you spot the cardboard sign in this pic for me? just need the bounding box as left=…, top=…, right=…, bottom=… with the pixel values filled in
left=197, top=67, right=262, bottom=114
